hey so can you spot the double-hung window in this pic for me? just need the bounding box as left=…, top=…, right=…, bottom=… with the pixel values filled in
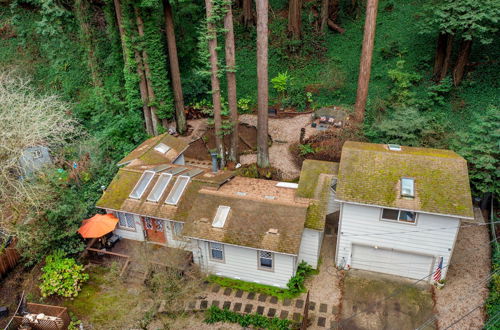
left=381, top=208, right=417, bottom=224
left=258, top=251, right=273, bottom=270
left=210, top=242, right=224, bottom=261
left=116, top=212, right=136, bottom=230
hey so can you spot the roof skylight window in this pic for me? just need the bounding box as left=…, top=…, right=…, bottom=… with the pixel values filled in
left=165, top=175, right=190, bottom=205
left=147, top=173, right=172, bottom=202
left=129, top=171, right=155, bottom=199
left=154, top=143, right=171, bottom=154
left=212, top=205, right=231, bottom=228
left=401, top=178, right=415, bottom=198
left=388, top=144, right=401, bottom=151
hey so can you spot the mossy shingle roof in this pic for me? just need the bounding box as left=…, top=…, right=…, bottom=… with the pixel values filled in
left=117, top=133, right=189, bottom=166
left=336, top=141, right=474, bottom=219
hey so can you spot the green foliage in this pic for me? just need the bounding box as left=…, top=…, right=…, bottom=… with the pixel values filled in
left=423, top=77, right=453, bottom=107
left=452, top=105, right=499, bottom=195
left=299, top=143, right=315, bottom=156
left=271, top=71, right=291, bottom=94
left=387, top=60, right=421, bottom=105
left=237, top=97, right=253, bottom=114
left=286, top=261, right=316, bottom=295
left=40, top=250, right=89, bottom=298
left=485, top=239, right=500, bottom=329
left=205, top=306, right=292, bottom=329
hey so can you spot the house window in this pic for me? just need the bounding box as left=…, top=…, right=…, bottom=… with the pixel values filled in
left=210, top=242, right=224, bottom=261
left=258, top=251, right=273, bottom=270
left=172, top=222, right=183, bottom=237
left=401, top=178, right=415, bottom=198
left=116, top=212, right=136, bottom=230
left=381, top=209, right=417, bottom=224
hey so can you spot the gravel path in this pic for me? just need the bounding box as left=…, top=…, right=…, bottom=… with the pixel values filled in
left=238, top=114, right=315, bottom=180
left=433, top=216, right=491, bottom=330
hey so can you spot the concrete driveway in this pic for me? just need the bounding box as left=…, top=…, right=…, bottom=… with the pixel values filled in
left=337, top=270, right=434, bottom=330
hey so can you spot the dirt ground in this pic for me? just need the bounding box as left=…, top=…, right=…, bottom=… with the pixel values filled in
left=433, top=221, right=491, bottom=330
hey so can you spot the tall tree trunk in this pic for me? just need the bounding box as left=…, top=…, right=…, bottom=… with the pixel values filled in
left=438, top=33, right=454, bottom=81
left=288, top=0, right=302, bottom=39
left=241, top=0, right=255, bottom=27
left=135, top=8, right=160, bottom=136
left=320, top=0, right=329, bottom=33
left=353, top=0, right=379, bottom=123
left=256, top=0, right=270, bottom=168
left=453, top=39, right=472, bottom=86
left=205, top=0, right=225, bottom=167
left=113, top=0, right=154, bottom=135
left=224, top=2, right=239, bottom=163
left=74, top=0, right=101, bottom=87
left=433, top=33, right=448, bottom=80
left=163, top=0, right=187, bottom=135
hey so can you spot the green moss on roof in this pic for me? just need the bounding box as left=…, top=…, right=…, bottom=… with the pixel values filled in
left=96, top=170, right=142, bottom=210
left=336, top=141, right=474, bottom=218
left=304, top=174, right=332, bottom=230
left=297, top=160, right=339, bottom=198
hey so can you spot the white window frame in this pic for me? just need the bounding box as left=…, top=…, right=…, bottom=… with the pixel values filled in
left=380, top=208, right=417, bottom=225
left=258, top=250, right=274, bottom=271
left=115, top=212, right=136, bottom=231
left=172, top=222, right=183, bottom=238
left=129, top=170, right=155, bottom=199
left=401, top=177, right=415, bottom=198
left=209, top=242, right=225, bottom=262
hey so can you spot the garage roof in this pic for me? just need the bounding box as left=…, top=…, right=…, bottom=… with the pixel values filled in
left=336, top=141, right=474, bottom=219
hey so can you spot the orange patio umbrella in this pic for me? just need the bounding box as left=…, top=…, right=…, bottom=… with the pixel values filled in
left=78, top=214, right=118, bottom=238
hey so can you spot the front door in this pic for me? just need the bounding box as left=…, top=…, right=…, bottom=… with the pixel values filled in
left=142, top=217, right=166, bottom=244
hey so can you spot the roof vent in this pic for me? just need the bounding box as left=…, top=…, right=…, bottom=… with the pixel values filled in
left=212, top=205, right=231, bottom=228
left=154, top=143, right=171, bottom=154
left=267, top=228, right=279, bottom=235
left=388, top=144, right=401, bottom=151
left=236, top=191, right=247, bottom=196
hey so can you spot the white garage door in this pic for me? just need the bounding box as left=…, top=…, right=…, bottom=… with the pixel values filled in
left=351, top=244, right=435, bottom=280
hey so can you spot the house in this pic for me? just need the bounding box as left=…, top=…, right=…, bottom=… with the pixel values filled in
left=334, top=141, right=475, bottom=281
left=96, top=134, right=333, bottom=288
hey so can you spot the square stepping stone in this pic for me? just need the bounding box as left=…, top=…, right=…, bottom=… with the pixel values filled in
left=223, top=288, right=232, bottom=296
left=223, top=301, right=231, bottom=310
left=279, top=310, right=289, bottom=320
left=283, top=299, right=292, bottom=307
left=293, top=313, right=301, bottom=322
left=235, top=290, right=244, bottom=298
left=247, top=292, right=256, bottom=300
left=309, top=301, right=316, bottom=311
left=320, top=303, right=328, bottom=313
left=270, top=296, right=278, bottom=304
left=256, top=306, right=265, bottom=315
left=295, top=299, right=304, bottom=308
left=211, top=300, right=220, bottom=307
left=211, top=285, right=220, bottom=293
left=201, top=281, right=209, bottom=289
left=200, top=300, right=208, bottom=310
left=267, top=308, right=276, bottom=317
left=244, top=304, right=253, bottom=313
left=233, top=302, right=242, bottom=312
left=258, top=294, right=267, bottom=302
left=188, top=301, right=196, bottom=309
left=317, top=317, right=326, bottom=327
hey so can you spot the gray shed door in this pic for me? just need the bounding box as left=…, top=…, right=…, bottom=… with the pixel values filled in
left=351, top=244, right=434, bottom=280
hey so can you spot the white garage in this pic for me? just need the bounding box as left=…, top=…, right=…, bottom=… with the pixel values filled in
left=350, top=244, right=436, bottom=280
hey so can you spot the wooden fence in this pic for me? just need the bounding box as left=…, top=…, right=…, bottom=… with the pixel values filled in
left=0, top=238, right=20, bottom=278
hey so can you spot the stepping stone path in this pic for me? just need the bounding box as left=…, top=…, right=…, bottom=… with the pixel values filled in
left=187, top=283, right=340, bottom=328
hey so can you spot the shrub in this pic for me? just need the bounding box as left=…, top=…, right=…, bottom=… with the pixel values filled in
left=237, top=97, right=253, bottom=114
left=299, top=144, right=315, bottom=156
left=485, top=240, right=500, bottom=329
left=287, top=261, right=316, bottom=295
left=271, top=71, right=290, bottom=95
left=39, top=250, right=89, bottom=298
left=205, top=306, right=292, bottom=329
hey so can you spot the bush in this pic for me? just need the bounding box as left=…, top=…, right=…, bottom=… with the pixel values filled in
left=39, top=250, right=89, bottom=298
left=485, top=240, right=500, bottom=329
left=287, top=261, right=316, bottom=295
left=205, top=306, right=292, bottom=329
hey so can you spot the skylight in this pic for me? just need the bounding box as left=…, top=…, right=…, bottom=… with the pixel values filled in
left=129, top=171, right=155, bottom=199
left=401, top=178, right=415, bottom=198
left=147, top=173, right=173, bottom=202
left=154, top=143, right=171, bottom=154
left=388, top=144, right=402, bottom=151
left=276, top=182, right=298, bottom=189
left=165, top=175, right=190, bottom=205
left=212, top=206, right=231, bottom=228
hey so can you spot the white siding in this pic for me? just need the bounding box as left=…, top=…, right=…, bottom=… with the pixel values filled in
left=112, top=213, right=145, bottom=241
left=173, top=154, right=185, bottom=165
left=327, top=188, right=340, bottom=214
left=165, top=221, right=189, bottom=249
left=298, top=229, right=322, bottom=269
left=193, top=240, right=297, bottom=288
left=336, top=203, right=460, bottom=280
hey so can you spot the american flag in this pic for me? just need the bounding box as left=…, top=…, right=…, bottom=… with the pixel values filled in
left=433, top=256, right=443, bottom=282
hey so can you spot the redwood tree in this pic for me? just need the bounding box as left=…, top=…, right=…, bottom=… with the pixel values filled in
left=288, top=0, right=302, bottom=39
left=163, top=0, right=187, bottom=134
left=353, top=0, right=379, bottom=123
left=241, top=0, right=255, bottom=27
left=224, top=1, right=239, bottom=163
left=256, top=0, right=270, bottom=168
left=205, top=0, right=225, bottom=167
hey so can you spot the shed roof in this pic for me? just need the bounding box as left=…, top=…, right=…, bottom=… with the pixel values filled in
left=336, top=141, right=474, bottom=219
left=117, top=133, right=189, bottom=166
